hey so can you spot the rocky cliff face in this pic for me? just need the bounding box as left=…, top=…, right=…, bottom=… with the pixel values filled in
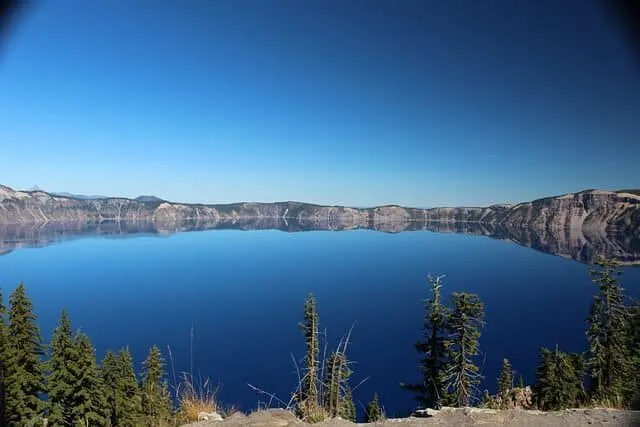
left=501, top=190, right=640, bottom=232
left=2, top=184, right=638, bottom=231
left=0, top=184, right=638, bottom=263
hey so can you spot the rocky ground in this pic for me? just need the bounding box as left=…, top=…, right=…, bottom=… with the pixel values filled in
left=181, top=407, right=640, bottom=427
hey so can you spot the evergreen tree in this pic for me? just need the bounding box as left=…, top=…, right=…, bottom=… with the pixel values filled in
left=480, top=390, right=494, bottom=409
left=299, top=293, right=320, bottom=406
left=586, top=259, right=631, bottom=404
left=140, top=345, right=173, bottom=425
left=627, top=301, right=640, bottom=409
left=117, top=348, right=143, bottom=425
left=72, top=333, right=108, bottom=426
left=533, top=346, right=585, bottom=410
left=49, top=311, right=108, bottom=426
left=0, top=289, right=9, bottom=426
left=340, top=386, right=356, bottom=422
left=517, top=374, right=524, bottom=389
left=323, top=351, right=353, bottom=419
left=401, top=275, right=451, bottom=409
left=444, top=292, right=484, bottom=407
left=497, top=358, right=514, bottom=397
left=48, top=310, right=79, bottom=426
left=102, top=351, right=120, bottom=426
left=5, top=283, right=46, bottom=424
left=102, top=348, right=142, bottom=426
left=365, top=393, right=384, bottom=422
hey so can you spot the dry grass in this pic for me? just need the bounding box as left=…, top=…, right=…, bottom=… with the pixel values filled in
left=297, top=398, right=329, bottom=423
left=166, top=332, right=226, bottom=424
left=247, top=320, right=367, bottom=423
left=219, top=403, right=243, bottom=418
left=175, top=372, right=220, bottom=423
left=585, top=395, right=627, bottom=410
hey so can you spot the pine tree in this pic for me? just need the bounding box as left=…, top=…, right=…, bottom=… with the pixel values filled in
left=72, top=333, right=108, bottom=426
left=48, top=310, right=79, bottom=426
left=480, top=389, right=494, bottom=409
left=445, top=292, right=484, bottom=407
left=323, top=351, right=341, bottom=417
left=586, top=259, right=631, bottom=404
left=117, top=348, right=143, bottom=425
left=401, top=275, right=451, bottom=409
left=323, top=351, right=353, bottom=419
left=533, top=348, right=556, bottom=410
left=5, top=283, right=46, bottom=424
left=497, top=358, right=514, bottom=397
left=533, top=346, right=585, bottom=410
left=140, top=345, right=173, bottom=425
left=340, top=385, right=356, bottom=422
left=300, top=293, right=320, bottom=406
left=102, top=351, right=120, bottom=426
left=365, top=393, right=384, bottom=422
left=102, top=348, right=143, bottom=426
left=0, top=289, right=9, bottom=426
left=518, top=374, right=524, bottom=389
left=627, top=301, right=640, bottom=409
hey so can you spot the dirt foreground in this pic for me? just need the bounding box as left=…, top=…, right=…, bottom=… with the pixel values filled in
left=182, top=407, right=640, bottom=427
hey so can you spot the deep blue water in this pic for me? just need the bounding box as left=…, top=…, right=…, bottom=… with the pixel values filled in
left=0, top=230, right=638, bottom=417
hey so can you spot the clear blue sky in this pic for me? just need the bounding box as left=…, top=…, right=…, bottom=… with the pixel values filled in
left=1, top=0, right=638, bottom=207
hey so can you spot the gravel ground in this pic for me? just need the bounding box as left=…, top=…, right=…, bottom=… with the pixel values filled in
left=181, top=407, right=640, bottom=427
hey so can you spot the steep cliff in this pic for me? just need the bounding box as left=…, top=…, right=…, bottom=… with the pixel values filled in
left=0, top=184, right=639, bottom=263
left=1, top=184, right=638, bottom=233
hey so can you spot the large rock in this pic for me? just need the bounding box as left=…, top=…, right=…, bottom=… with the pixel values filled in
left=198, top=411, right=223, bottom=421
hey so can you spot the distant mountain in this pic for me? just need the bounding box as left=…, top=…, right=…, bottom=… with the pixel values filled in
left=134, top=195, right=165, bottom=203
left=51, top=192, right=165, bottom=202
left=616, top=189, right=640, bottom=196
left=51, top=192, right=108, bottom=200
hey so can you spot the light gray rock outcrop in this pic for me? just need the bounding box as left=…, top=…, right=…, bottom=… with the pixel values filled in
left=0, top=185, right=638, bottom=263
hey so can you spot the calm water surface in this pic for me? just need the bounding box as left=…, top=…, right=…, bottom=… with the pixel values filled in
left=1, top=230, right=638, bottom=416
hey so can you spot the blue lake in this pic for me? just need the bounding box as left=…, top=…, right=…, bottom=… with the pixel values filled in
left=0, top=229, right=639, bottom=417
